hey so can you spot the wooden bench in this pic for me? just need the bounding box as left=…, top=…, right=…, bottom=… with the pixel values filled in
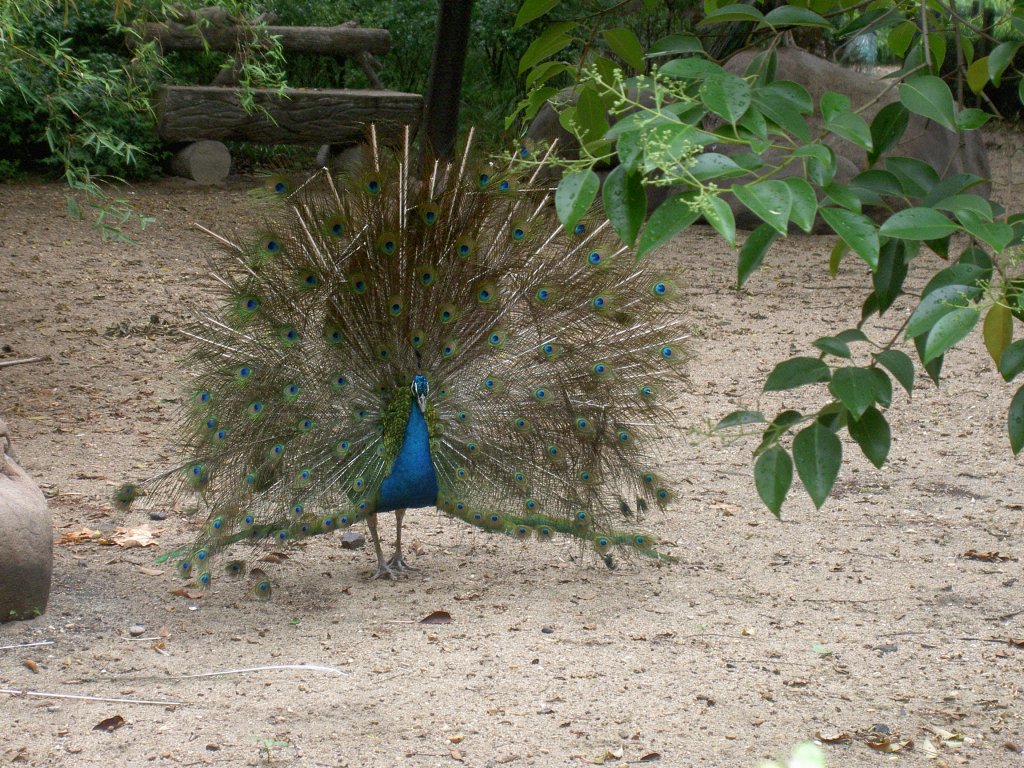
left=137, top=17, right=423, bottom=183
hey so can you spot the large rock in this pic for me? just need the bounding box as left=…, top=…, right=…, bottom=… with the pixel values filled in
left=0, top=418, right=52, bottom=622
left=525, top=48, right=991, bottom=230
left=719, top=47, right=991, bottom=230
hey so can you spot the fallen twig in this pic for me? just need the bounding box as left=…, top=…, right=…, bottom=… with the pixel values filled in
left=1, top=688, right=184, bottom=706
left=0, top=640, right=55, bottom=651
left=168, top=663, right=349, bottom=679
left=0, top=356, right=50, bottom=370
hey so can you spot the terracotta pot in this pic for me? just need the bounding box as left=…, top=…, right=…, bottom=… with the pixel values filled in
left=0, top=419, right=52, bottom=622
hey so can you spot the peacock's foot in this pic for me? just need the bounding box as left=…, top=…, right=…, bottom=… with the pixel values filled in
left=371, top=561, right=403, bottom=580
left=386, top=551, right=415, bottom=573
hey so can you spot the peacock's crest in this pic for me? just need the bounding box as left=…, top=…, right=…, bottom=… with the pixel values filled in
left=119, top=126, right=689, bottom=588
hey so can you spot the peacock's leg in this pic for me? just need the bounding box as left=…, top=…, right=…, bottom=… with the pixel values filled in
left=386, top=508, right=414, bottom=572
left=367, top=512, right=399, bottom=580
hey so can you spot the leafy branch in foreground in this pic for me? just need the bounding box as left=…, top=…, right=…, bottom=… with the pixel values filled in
left=510, top=0, right=1024, bottom=515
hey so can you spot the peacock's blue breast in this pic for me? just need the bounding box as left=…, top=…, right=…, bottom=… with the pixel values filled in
left=377, top=400, right=438, bottom=511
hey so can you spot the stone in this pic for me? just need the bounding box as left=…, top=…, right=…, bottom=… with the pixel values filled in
left=340, top=530, right=366, bottom=549
left=524, top=48, right=992, bottom=232
left=0, top=418, right=52, bottom=622
left=717, top=47, right=991, bottom=230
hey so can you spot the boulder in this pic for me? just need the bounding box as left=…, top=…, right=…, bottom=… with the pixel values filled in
left=0, top=418, right=52, bottom=622
left=525, top=48, right=991, bottom=231
left=719, top=47, right=991, bottom=230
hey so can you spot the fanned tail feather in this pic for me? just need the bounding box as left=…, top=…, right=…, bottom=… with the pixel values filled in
left=117, top=125, right=688, bottom=588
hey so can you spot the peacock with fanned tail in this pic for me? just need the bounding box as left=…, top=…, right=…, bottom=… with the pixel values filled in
left=116, top=127, right=688, bottom=588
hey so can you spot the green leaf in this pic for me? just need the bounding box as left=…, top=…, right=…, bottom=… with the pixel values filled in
left=783, top=178, right=818, bottom=233
left=914, top=333, right=944, bottom=385
left=998, top=339, right=1024, bottom=382
left=554, top=170, right=599, bottom=232
left=828, top=367, right=877, bottom=420
left=989, top=41, right=1023, bottom=86
left=813, top=336, right=851, bottom=358
left=648, top=34, right=703, bottom=56
left=905, top=284, right=980, bottom=339
left=868, top=102, right=909, bottom=165
left=835, top=329, right=869, bottom=344
left=936, top=194, right=994, bottom=222
left=872, top=239, right=909, bottom=314
left=755, top=447, right=792, bottom=518
left=514, top=0, right=559, bottom=28
left=704, top=195, right=736, bottom=246
left=792, top=422, right=841, bottom=510
left=715, top=410, right=766, bottom=429
left=525, top=60, right=574, bottom=89
left=825, top=111, right=873, bottom=151
left=737, top=223, right=778, bottom=288
left=764, top=357, right=832, bottom=392
left=984, top=304, right=1013, bottom=366
left=967, top=56, right=990, bottom=93
left=601, top=27, right=645, bottom=72
left=956, top=108, right=992, bottom=131
left=574, top=86, right=609, bottom=144
left=636, top=195, right=700, bottom=259
left=873, top=350, right=914, bottom=395
left=899, top=76, right=957, bottom=132
left=869, top=367, right=893, bottom=408
left=922, top=307, right=979, bottom=363
left=850, top=169, right=903, bottom=202
left=848, top=406, right=891, bottom=469
left=820, top=207, right=879, bottom=270
left=518, top=22, right=574, bottom=74
left=887, top=20, right=917, bottom=57
left=958, top=214, right=1014, bottom=253
left=698, top=3, right=766, bottom=25
left=700, top=73, right=752, bottom=124
left=829, top=239, right=847, bottom=277
left=602, top=165, right=646, bottom=245
left=762, top=6, right=830, bottom=28
left=824, top=182, right=862, bottom=213
left=880, top=208, right=958, bottom=240
left=923, top=263, right=988, bottom=297
left=734, top=180, right=791, bottom=235
left=690, top=152, right=747, bottom=181
left=885, top=157, right=940, bottom=198
left=1010, top=385, right=1024, bottom=454
left=660, top=57, right=723, bottom=80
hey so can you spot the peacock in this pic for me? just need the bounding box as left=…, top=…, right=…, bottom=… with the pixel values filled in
left=116, top=126, right=688, bottom=589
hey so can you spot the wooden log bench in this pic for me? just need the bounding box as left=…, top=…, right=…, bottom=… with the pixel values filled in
left=137, top=18, right=423, bottom=183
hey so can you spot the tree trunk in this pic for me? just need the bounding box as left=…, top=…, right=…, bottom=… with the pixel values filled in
left=423, top=0, right=474, bottom=160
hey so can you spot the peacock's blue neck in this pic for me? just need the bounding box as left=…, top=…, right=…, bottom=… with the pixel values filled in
left=376, top=400, right=438, bottom=512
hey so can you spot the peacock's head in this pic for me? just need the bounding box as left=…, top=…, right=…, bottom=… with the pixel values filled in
left=411, top=374, right=429, bottom=411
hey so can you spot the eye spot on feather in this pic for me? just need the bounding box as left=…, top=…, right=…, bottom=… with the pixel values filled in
left=587, top=251, right=602, bottom=265
left=573, top=223, right=587, bottom=235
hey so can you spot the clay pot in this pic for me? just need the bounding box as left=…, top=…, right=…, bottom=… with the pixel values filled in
left=0, top=419, right=52, bottom=622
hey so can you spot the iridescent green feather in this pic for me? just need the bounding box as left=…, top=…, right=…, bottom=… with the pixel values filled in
left=118, top=125, right=688, bottom=589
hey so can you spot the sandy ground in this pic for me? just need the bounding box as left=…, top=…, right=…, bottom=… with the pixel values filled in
left=0, top=133, right=1022, bottom=768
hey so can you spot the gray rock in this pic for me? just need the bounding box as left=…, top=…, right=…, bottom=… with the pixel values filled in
left=525, top=47, right=991, bottom=232
left=718, top=47, right=991, bottom=230
left=340, top=530, right=366, bottom=550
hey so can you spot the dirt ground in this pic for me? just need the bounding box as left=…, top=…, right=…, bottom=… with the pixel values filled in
left=0, top=131, right=1022, bottom=768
